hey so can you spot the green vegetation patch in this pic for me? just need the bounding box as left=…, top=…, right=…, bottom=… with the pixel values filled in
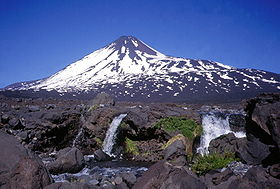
left=154, top=116, right=202, bottom=139
left=191, top=152, right=238, bottom=175
left=88, top=105, right=99, bottom=112
left=124, top=137, right=139, bottom=155
left=93, top=137, right=103, bottom=147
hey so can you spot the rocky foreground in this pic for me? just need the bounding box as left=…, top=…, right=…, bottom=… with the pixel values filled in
left=0, top=93, right=279, bottom=189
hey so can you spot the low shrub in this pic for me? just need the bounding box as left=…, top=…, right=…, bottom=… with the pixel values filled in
left=154, top=116, right=202, bottom=139
left=124, top=137, right=139, bottom=155
left=191, top=152, right=238, bottom=175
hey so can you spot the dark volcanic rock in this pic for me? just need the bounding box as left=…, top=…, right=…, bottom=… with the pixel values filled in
left=228, top=113, right=246, bottom=133
left=228, top=166, right=280, bottom=189
left=269, top=163, right=280, bottom=179
left=237, top=135, right=270, bottom=165
left=209, top=133, right=246, bottom=154
left=0, top=130, right=52, bottom=189
left=245, top=93, right=280, bottom=149
left=47, top=147, right=84, bottom=174
left=164, top=139, right=186, bottom=161
left=8, top=117, right=25, bottom=130
left=133, top=161, right=206, bottom=189
left=93, top=149, right=113, bottom=161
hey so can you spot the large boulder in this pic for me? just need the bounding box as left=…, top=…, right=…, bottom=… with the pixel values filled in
left=245, top=93, right=280, bottom=149
left=237, top=135, right=271, bottom=165
left=0, top=130, right=52, bottom=189
left=132, top=161, right=206, bottom=189
left=209, top=133, right=246, bottom=155
left=47, top=147, right=84, bottom=174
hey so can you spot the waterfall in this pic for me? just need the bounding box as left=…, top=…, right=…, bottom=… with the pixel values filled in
left=197, top=112, right=246, bottom=155
left=72, top=114, right=86, bottom=148
left=72, top=127, right=84, bottom=147
left=102, top=114, right=127, bottom=157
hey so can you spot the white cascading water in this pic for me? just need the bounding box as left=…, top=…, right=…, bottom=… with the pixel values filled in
left=197, top=112, right=246, bottom=155
left=102, top=114, right=127, bottom=157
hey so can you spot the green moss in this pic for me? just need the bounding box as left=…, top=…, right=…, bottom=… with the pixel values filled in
left=191, top=152, right=237, bottom=175
left=120, top=122, right=129, bottom=128
left=88, top=105, right=98, bottom=112
left=93, top=137, right=103, bottom=147
left=124, top=137, right=139, bottom=155
left=154, top=116, right=202, bottom=139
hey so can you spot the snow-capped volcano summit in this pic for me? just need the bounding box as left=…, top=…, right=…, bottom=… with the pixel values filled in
left=3, top=36, right=280, bottom=102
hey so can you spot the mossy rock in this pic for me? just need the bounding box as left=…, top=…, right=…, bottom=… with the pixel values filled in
left=154, top=116, right=202, bottom=139
left=162, top=134, right=186, bottom=149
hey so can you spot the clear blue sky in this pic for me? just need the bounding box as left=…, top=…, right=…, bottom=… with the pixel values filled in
left=1, top=0, right=280, bottom=88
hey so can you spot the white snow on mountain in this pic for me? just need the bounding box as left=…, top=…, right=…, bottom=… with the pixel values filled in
left=4, top=36, right=280, bottom=100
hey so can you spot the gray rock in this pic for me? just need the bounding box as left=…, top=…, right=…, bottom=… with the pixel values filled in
left=237, top=136, right=270, bottom=165
left=164, top=140, right=186, bottom=160
left=228, top=166, right=280, bottom=189
left=133, top=161, right=206, bottom=189
left=120, top=172, right=137, bottom=187
left=209, top=133, right=246, bottom=154
left=0, top=130, right=52, bottom=189
left=8, top=117, right=25, bottom=130
left=114, top=176, right=123, bottom=185
left=116, top=182, right=129, bottom=189
left=47, top=147, right=84, bottom=174
left=28, top=105, right=41, bottom=112
left=1, top=114, right=10, bottom=124
left=18, top=130, right=29, bottom=141
left=94, top=149, right=112, bottom=161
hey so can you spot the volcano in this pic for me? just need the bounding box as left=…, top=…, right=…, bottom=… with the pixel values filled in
left=2, top=36, right=280, bottom=102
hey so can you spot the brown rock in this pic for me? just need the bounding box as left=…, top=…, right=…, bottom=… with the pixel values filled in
left=0, top=130, right=52, bottom=189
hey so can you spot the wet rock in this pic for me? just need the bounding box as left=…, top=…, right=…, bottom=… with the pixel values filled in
left=228, top=114, right=246, bottom=133
left=28, top=105, right=41, bottom=112
left=94, top=149, right=113, bottom=161
left=0, top=130, right=52, bottom=189
left=227, top=161, right=252, bottom=176
left=209, top=133, right=246, bottom=154
left=44, top=182, right=98, bottom=189
left=47, top=147, right=84, bottom=174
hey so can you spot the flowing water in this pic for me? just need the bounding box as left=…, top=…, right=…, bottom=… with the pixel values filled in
left=52, top=160, right=149, bottom=183
left=197, top=112, right=246, bottom=155
left=102, top=114, right=127, bottom=157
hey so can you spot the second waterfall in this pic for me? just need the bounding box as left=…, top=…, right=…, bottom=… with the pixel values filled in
left=102, top=114, right=127, bottom=157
